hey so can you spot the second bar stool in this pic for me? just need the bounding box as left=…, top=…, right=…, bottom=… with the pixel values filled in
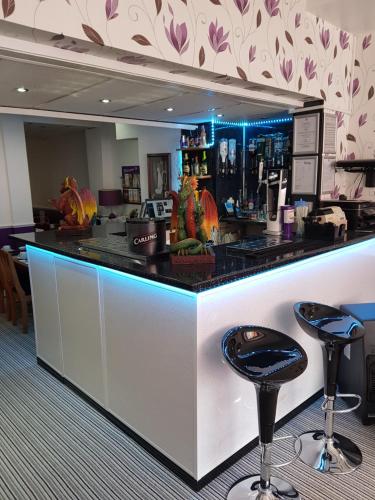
left=294, top=302, right=365, bottom=474
left=222, top=325, right=308, bottom=500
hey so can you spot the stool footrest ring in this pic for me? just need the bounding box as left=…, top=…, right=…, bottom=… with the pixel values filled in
left=321, top=393, right=362, bottom=414
left=263, top=434, right=302, bottom=469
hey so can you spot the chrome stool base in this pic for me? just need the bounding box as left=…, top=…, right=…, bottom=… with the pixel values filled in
left=227, top=475, right=300, bottom=500
left=295, top=430, right=362, bottom=474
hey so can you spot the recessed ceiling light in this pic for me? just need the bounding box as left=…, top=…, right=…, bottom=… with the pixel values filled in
left=208, top=107, right=216, bottom=112
left=217, top=113, right=223, bottom=118
left=165, top=107, right=174, bottom=112
left=100, top=98, right=111, bottom=103
left=16, top=87, right=29, bottom=93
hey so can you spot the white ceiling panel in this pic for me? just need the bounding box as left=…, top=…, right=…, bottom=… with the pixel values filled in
left=112, top=92, right=287, bottom=124
left=0, top=58, right=108, bottom=108
left=0, top=57, right=295, bottom=125
left=41, top=77, right=186, bottom=115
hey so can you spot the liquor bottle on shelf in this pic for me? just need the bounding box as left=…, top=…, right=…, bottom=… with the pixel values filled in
left=265, top=136, right=273, bottom=163
left=193, top=155, right=200, bottom=176
left=248, top=138, right=257, bottom=173
left=218, top=138, right=228, bottom=176
left=256, top=135, right=266, bottom=159
left=180, top=134, right=187, bottom=149
left=228, top=138, right=236, bottom=175
left=183, top=153, right=190, bottom=175
left=200, top=125, right=207, bottom=147
left=189, top=134, right=195, bottom=148
left=200, top=151, right=208, bottom=176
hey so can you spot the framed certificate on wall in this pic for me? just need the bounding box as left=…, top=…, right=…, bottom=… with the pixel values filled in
left=293, top=113, right=320, bottom=155
left=292, top=157, right=319, bottom=195
left=323, top=113, right=337, bottom=155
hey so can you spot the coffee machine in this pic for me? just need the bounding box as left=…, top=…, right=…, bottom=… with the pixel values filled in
left=264, top=169, right=288, bottom=235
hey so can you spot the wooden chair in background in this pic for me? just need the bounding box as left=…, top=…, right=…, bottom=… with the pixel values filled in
left=0, top=250, right=31, bottom=333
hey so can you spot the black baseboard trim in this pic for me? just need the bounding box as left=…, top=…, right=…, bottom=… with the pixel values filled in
left=37, top=357, right=323, bottom=492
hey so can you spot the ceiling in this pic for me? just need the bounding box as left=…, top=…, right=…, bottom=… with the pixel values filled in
left=306, top=0, right=375, bottom=33
left=0, top=56, right=296, bottom=126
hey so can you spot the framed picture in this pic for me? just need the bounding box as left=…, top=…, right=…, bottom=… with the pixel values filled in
left=292, top=156, right=319, bottom=195
left=293, top=113, right=320, bottom=155
left=122, top=165, right=141, bottom=204
left=147, top=153, right=171, bottom=200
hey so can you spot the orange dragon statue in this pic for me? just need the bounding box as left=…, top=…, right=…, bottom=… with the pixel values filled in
left=51, top=176, right=97, bottom=230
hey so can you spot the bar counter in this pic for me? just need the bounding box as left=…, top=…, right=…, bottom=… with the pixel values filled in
left=13, top=226, right=375, bottom=292
left=13, top=228, right=375, bottom=490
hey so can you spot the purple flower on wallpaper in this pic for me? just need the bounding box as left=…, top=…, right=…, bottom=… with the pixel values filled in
left=328, top=72, right=333, bottom=86
left=358, top=113, right=368, bottom=127
left=295, top=13, right=301, bottom=28
left=264, top=0, right=280, bottom=17
left=208, top=20, right=230, bottom=54
left=55, top=42, right=89, bottom=53
left=304, top=57, right=317, bottom=80
left=330, top=185, right=340, bottom=200
left=165, top=19, right=189, bottom=55
left=234, top=0, right=250, bottom=15
left=249, top=45, right=256, bottom=63
left=118, top=54, right=148, bottom=65
left=354, top=185, right=364, bottom=199
left=351, top=78, right=360, bottom=97
left=336, top=111, right=344, bottom=129
left=346, top=152, right=356, bottom=160
left=320, top=27, right=330, bottom=50
left=280, top=58, right=293, bottom=83
left=106, top=0, right=119, bottom=21
left=363, top=34, right=372, bottom=50
left=339, top=30, right=349, bottom=50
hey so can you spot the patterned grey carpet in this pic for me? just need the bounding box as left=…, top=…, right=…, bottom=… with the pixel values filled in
left=0, top=316, right=374, bottom=500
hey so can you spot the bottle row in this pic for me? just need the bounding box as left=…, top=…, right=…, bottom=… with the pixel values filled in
left=182, top=151, right=208, bottom=177
left=248, top=132, right=292, bottom=169
left=180, top=125, right=207, bottom=149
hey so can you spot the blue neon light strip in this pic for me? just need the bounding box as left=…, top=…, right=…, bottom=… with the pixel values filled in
left=26, top=245, right=197, bottom=299
left=27, top=237, right=375, bottom=298
left=212, top=116, right=292, bottom=128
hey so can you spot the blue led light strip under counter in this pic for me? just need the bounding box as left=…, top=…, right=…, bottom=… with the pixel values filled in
left=26, top=238, right=375, bottom=297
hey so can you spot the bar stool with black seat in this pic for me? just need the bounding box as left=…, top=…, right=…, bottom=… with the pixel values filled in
left=294, top=302, right=365, bottom=474
left=222, top=325, right=308, bottom=500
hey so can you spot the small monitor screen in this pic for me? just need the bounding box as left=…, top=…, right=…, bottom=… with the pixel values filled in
left=146, top=202, right=156, bottom=218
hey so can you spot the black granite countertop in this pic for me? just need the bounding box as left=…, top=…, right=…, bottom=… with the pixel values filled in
left=12, top=225, right=375, bottom=292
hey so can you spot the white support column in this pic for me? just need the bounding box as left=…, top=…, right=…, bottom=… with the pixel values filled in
left=0, top=115, right=33, bottom=228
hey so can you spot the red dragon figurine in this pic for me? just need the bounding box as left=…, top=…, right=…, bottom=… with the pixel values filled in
left=51, top=176, right=97, bottom=230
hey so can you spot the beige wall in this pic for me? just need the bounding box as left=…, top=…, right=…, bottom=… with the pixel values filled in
left=26, top=129, right=90, bottom=208
left=116, top=124, right=180, bottom=199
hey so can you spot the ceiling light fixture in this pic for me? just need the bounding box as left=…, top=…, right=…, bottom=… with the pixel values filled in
left=100, top=98, right=111, bottom=103
left=208, top=108, right=216, bottom=112
left=165, top=107, right=174, bottom=112
left=217, top=113, right=224, bottom=118
left=16, top=87, right=29, bottom=93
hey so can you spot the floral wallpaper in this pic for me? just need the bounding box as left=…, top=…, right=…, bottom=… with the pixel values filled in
left=1, top=0, right=355, bottom=112
left=335, top=31, right=375, bottom=200
left=347, top=32, right=375, bottom=160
